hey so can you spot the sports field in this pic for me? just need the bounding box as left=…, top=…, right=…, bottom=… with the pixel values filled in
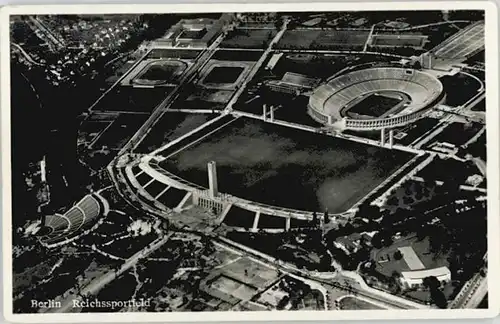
left=160, top=118, right=412, bottom=213
left=93, top=86, right=174, bottom=113
left=198, top=60, right=253, bottom=90
left=277, top=30, right=369, bottom=50
left=133, top=60, right=187, bottom=84
left=347, top=93, right=403, bottom=118
left=204, top=66, right=245, bottom=84
left=371, top=34, right=427, bottom=48
left=135, top=112, right=217, bottom=153
left=220, top=28, right=278, bottom=49
left=93, top=113, right=149, bottom=150
left=212, top=49, right=264, bottom=62
left=339, top=297, right=384, bottom=310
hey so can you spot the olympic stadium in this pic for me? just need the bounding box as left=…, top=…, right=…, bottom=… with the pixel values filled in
left=308, top=67, right=445, bottom=130
left=38, top=194, right=109, bottom=247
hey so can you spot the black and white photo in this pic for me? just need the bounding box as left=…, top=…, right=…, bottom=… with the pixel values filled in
left=1, top=2, right=498, bottom=322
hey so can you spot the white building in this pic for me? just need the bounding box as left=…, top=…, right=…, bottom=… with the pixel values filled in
left=400, top=266, right=452, bottom=290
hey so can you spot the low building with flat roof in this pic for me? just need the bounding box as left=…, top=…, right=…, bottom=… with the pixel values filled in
left=153, top=15, right=232, bottom=48
left=400, top=266, right=452, bottom=290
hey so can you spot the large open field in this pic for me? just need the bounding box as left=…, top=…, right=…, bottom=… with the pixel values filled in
left=429, top=121, right=484, bottom=147
left=198, top=60, right=254, bottom=90
left=92, top=86, right=174, bottom=113
left=92, top=113, right=149, bottom=150
left=440, top=73, right=482, bottom=106
left=370, top=34, right=427, bottom=48
left=159, top=118, right=412, bottom=213
left=135, top=112, right=218, bottom=154
left=276, top=30, right=369, bottom=50
left=339, top=297, right=384, bottom=310
left=212, top=49, right=264, bottom=62
left=204, top=66, right=245, bottom=84
left=220, top=28, right=277, bottom=49
left=346, top=93, right=403, bottom=118
left=271, top=52, right=393, bottom=80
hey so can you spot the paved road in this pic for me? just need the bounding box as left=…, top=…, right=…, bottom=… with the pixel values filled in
left=11, top=42, right=44, bottom=66
left=412, top=91, right=485, bottom=149
left=225, top=19, right=289, bottom=112
left=29, top=16, right=65, bottom=49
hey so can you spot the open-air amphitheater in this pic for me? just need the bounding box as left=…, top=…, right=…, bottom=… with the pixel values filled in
left=307, top=67, right=445, bottom=130
left=39, top=194, right=109, bottom=247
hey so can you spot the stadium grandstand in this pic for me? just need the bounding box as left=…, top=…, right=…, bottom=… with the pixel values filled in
left=265, top=72, right=321, bottom=95
left=308, top=67, right=444, bottom=130
left=38, top=194, right=109, bottom=247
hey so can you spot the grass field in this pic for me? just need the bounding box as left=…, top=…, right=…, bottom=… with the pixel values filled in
left=160, top=118, right=412, bottom=213
left=212, top=49, right=264, bottom=62
left=134, top=112, right=217, bottom=154
left=78, top=120, right=111, bottom=144
left=220, top=256, right=280, bottom=289
left=92, top=113, right=149, bottom=150
left=146, top=48, right=202, bottom=60
left=347, top=93, right=402, bottom=118
left=430, top=122, right=483, bottom=147
left=204, top=66, right=245, bottom=84
left=416, top=156, right=478, bottom=184
left=471, top=98, right=485, bottom=112
left=371, top=34, right=427, bottom=48
left=276, top=30, right=369, bottom=50
left=258, top=213, right=286, bottom=229
left=93, top=86, right=174, bottom=113
left=276, top=30, right=321, bottom=49
left=271, top=53, right=393, bottom=80
left=221, top=28, right=277, bottom=49
left=134, top=60, right=187, bottom=84
left=187, top=89, right=234, bottom=104
left=210, top=275, right=257, bottom=300
left=440, top=73, right=482, bottom=106
left=339, top=297, right=384, bottom=310
left=223, top=205, right=257, bottom=228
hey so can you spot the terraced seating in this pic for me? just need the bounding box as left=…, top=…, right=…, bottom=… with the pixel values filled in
left=308, top=67, right=443, bottom=129
left=40, top=194, right=105, bottom=246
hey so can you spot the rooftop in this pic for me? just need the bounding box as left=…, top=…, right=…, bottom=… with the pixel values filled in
left=398, top=246, right=425, bottom=270
left=401, top=266, right=451, bottom=281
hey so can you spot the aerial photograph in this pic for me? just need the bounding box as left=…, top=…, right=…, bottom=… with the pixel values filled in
left=9, top=9, right=487, bottom=314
